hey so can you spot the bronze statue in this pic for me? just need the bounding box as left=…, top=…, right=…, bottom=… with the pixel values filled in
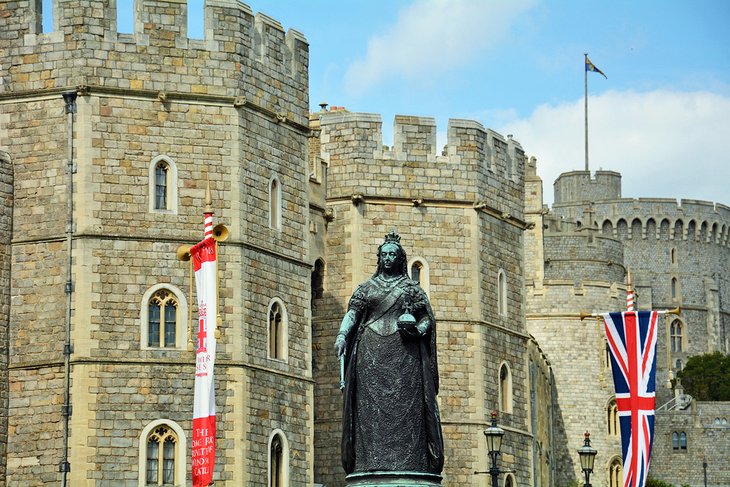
left=335, top=231, right=444, bottom=476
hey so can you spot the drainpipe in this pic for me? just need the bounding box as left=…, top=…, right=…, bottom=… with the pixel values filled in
left=60, top=90, right=76, bottom=487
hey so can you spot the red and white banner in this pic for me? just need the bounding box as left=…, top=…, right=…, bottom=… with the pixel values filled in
left=191, top=213, right=217, bottom=487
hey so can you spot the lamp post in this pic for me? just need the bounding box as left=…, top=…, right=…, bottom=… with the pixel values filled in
left=484, top=411, right=505, bottom=487
left=577, top=432, right=597, bottom=487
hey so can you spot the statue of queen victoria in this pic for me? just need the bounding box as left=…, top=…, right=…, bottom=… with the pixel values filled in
left=334, top=232, right=444, bottom=483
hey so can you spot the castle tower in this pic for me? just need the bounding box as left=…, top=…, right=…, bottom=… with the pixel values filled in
left=0, top=1, right=312, bottom=485
left=552, top=171, right=730, bottom=406
left=525, top=168, right=625, bottom=486
left=310, top=111, right=554, bottom=486
left=530, top=168, right=730, bottom=486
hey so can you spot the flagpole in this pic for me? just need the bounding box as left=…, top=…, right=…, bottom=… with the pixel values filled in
left=584, top=53, right=589, bottom=172
left=580, top=307, right=680, bottom=320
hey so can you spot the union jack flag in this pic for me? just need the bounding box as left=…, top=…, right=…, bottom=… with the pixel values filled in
left=603, top=311, right=658, bottom=487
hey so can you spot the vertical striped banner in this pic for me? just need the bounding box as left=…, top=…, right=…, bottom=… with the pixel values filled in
left=191, top=213, right=217, bottom=487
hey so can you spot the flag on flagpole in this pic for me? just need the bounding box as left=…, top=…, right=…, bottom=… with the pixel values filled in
left=191, top=212, right=218, bottom=487
left=586, top=55, right=607, bottom=78
left=603, top=310, right=658, bottom=487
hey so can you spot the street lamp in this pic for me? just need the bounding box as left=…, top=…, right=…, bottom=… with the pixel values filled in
left=577, top=432, right=597, bottom=487
left=484, top=411, right=505, bottom=487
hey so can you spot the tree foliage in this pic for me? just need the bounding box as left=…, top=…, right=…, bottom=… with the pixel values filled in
left=676, top=352, right=730, bottom=401
left=645, top=478, right=676, bottom=487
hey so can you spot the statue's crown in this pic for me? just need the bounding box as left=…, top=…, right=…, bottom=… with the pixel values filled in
left=383, top=231, right=401, bottom=244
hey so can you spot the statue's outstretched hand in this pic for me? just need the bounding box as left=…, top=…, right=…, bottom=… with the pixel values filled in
left=335, top=334, right=347, bottom=358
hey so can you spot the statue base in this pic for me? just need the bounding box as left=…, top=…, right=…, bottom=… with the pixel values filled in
left=345, top=471, right=442, bottom=486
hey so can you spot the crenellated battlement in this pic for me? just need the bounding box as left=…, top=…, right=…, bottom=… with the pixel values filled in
left=0, top=0, right=309, bottom=123
left=552, top=197, right=730, bottom=247
left=317, top=111, right=527, bottom=220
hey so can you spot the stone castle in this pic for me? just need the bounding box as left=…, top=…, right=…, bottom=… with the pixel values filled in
left=0, top=1, right=727, bottom=486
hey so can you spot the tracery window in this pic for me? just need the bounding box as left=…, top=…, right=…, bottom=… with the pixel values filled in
left=141, top=284, right=187, bottom=351
left=670, top=319, right=683, bottom=353
left=148, top=290, right=178, bottom=348
left=139, top=420, right=186, bottom=487
left=148, top=155, right=178, bottom=213
left=145, top=426, right=178, bottom=485
left=268, top=430, right=289, bottom=487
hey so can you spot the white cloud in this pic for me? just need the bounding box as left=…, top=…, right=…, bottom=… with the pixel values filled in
left=499, top=90, right=730, bottom=207
left=344, top=0, right=535, bottom=97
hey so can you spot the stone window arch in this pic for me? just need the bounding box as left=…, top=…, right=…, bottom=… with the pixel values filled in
left=671, top=277, right=679, bottom=301
left=408, top=257, right=430, bottom=295
left=497, top=269, right=508, bottom=317
left=268, top=429, right=290, bottom=487
left=311, top=259, right=325, bottom=312
left=503, top=472, right=516, bottom=487
left=607, top=398, right=619, bottom=436
left=141, top=284, right=188, bottom=350
left=700, top=221, right=708, bottom=242
left=630, top=218, right=642, bottom=240
left=670, top=318, right=684, bottom=353
left=616, top=219, right=628, bottom=239
left=674, top=219, right=684, bottom=240
left=269, top=174, right=282, bottom=230
left=138, top=419, right=186, bottom=487
left=499, top=362, right=513, bottom=413
left=268, top=298, right=289, bottom=362
left=659, top=219, right=671, bottom=240
left=149, top=155, right=178, bottom=214
left=601, top=219, right=613, bottom=236
left=687, top=220, right=697, bottom=241
left=608, top=457, right=623, bottom=487
left=645, top=218, right=656, bottom=239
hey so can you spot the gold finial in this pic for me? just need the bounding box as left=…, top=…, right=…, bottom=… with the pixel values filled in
left=205, top=173, right=213, bottom=214
left=627, top=268, right=632, bottom=291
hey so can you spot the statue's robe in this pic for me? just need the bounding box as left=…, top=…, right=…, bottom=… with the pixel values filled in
left=341, top=275, right=444, bottom=474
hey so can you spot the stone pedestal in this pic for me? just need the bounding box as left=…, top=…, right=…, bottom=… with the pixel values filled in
left=345, top=471, right=442, bottom=486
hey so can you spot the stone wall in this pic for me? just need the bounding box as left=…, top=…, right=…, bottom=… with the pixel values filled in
left=0, top=0, right=314, bottom=484
left=652, top=401, right=730, bottom=487
left=0, top=150, right=10, bottom=482
left=311, top=111, right=550, bottom=487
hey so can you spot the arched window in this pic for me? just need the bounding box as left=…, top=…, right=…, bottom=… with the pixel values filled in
left=148, top=155, right=178, bottom=213
left=504, top=473, right=516, bottom=487
left=679, top=432, right=687, bottom=450
left=268, top=430, right=289, bottom=487
left=141, top=284, right=187, bottom=350
left=671, top=277, right=678, bottom=300
left=602, top=220, right=613, bottom=236
left=670, top=319, right=683, bottom=353
left=268, top=299, right=288, bottom=361
left=269, top=175, right=282, bottom=230
left=410, top=260, right=423, bottom=284
left=672, top=431, right=679, bottom=450
left=605, top=342, right=612, bottom=369
left=311, top=259, right=325, bottom=310
left=497, top=269, right=507, bottom=317
left=607, top=399, right=619, bottom=436
left=139, top=420, right=186, bottom=487
left=609, top=458, right=623, bottom=487
left=408, top=257, right=430, bottom=295
left=499, top=363, right=513, bottom=413
left=675, top=359, right=683, bottom=371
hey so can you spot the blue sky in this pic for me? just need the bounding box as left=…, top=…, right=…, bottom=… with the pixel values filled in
left=46, top=0, right=730, bottom=205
